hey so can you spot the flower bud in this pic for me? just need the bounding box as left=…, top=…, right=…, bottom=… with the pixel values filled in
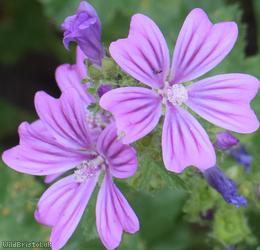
left=229, top=145, right=252, bottom=172
left=97, top=84, right=113, bottom=97
left=62, top=1, right=104, bottom=66
left=203, top=165, right=247, bottom=208
left=215, top=131, right=239, bottom=150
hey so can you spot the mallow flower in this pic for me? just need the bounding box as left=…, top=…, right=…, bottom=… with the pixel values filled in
left=55, top=46, right=95, bottom=104
left=2, top=89, right=139, bottom=250
left=45, top=47, right=111, bottom=184
left=100, top=8, right=259, bottom=173
left=62, top=1, right=104, bottom=66
left=203, top=165, right=247, bottom=207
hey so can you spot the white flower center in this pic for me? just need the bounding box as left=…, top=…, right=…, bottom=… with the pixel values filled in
left=86, top=112, right=104, bottom=129
left=166, top=84, right=188, bottom=106
left=74, top=155, right=105, bottom=183
left=86, top=111, right=111, bottom=129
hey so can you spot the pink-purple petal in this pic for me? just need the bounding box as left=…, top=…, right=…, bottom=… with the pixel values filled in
left=162, top=105, right=216, bottom=172
left=96, top=174, right=139, bottom=250
left=186, top=74, right=260, bottom=133
left=44, top=172, right=64, bottom=184
left=100, top=87, right=162, bottom=143
left=34, top=89, right=94, bottom=150
left=170, top=8, right=238, bottom=84
left=76, top=46, right=88, bottom=79
left=35, top=174, right=98, bottom=250
left=109, top=14, right=170, bottom=89
left=97, top=123, right=138, bottom=178
left=55, top=64, right=95, bottom=105
left=2, top=121, right=85, bottom=175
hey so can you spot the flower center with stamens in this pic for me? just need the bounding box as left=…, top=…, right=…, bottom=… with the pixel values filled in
left=86, top=112, right=105, bottom=129
left=74, top=155, right=105, bottom=183
left=166, top=84, right=188, bottom=106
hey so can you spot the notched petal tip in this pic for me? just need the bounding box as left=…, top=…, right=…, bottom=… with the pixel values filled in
left=34, top=91, right=52, bottom=110
left=221, top=21, right=238, bottom=41
left=171, top=8, right=239, bottom=84
left=34, top=207, right=44, bottom=225
left=130, top=12, right=152, bottom=24
left=229, top=21, right=238, bottom=34
left=187, top=73, right=260, bottom=134
left=2, top=149, right=13, bottom=169
left=109, top=13, right=169, bottom=89
left=1, top=147, right=31, bottom=175
left=188, top=8, right=208, bottom=17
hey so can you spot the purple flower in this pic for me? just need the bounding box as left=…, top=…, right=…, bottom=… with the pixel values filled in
left=44, top=109, right=113, bottom=184
left=55, top=46, right=95, bottom=104
left=62, top=1, right=104, bottom=66
left=229, top=145, right=252, bottom=172
left=46, top=46, right=99, bottom=184
left=215, top=131, right=239, bottom=150
left=97, top=84, right=113, bottom=97
left=215, top=131, right=252, bottom=172
left=2, top=89, right=139, bottom=250
left=203, top=166, right=247, bottom=208
left=100, top=9, right=259, bottom=173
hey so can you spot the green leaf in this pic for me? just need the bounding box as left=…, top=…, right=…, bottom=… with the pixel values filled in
left=212, top=207, right=253, bottom=246
left=0, top=98, right=34, bottom=139
left=0, top=0, right=61, bottom=64
left=128, top=150, right=188, bottom=193
left=39, top=0, right=79, bottom=27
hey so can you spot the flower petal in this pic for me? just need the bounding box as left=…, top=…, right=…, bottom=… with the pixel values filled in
left=76, top=46, right=88, bottom=79
left=35, top=89, right=94, bottom=150
left=35, top=175, right=76, bottom=227
left=2, top=121, right=85, bottom=175
left=186, top=74, right=260, bottom=133
left=35, top=174, right=98, bottom=250
left=78, top=1, right=100, bottom=19
left=44, top=173, right=64, bottom=184
left=96, top=174, right=139, bottom=250
left=170, top=8, right=238, bottom=84
left=55, top=63, right=95, bottom=105
left=109, top=14, right=170, bottom=89
left=97, top=123, right=138, bottom=178
left=100, top=87, right=162, bottom=143
left=162, top=105, right=216, bottom=172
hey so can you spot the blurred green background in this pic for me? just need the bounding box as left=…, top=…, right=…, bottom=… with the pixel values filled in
left=0, top=0, right=260, bottom=249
